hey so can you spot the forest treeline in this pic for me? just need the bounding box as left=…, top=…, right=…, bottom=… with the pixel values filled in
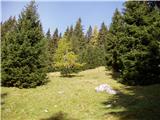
left=1, top=1, right=160, bottom=88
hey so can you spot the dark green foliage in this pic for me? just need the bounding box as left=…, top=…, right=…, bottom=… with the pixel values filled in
left=47, top=28, right=60, bottom=72
left=46, top=29, right=53, bottom=72
left=97, top=22, right=108, bottom=48
left=46, top=29, right=51, bottom=40
left=109, top=8, right=123, bottom=35
left=106, top=8, right=124, bottom=72
left=1, top=16, right=17, bottom=38
left=80, top=24, right=106, bottom=69
left=1, top=1, right=48, bottom=88
left=81, top=46, right=105, bottom=69
left=71, top=18, right=86, bottom=54
left=106, top=1, right=160, bottom=85
left=64, top=25, right=73, bottom=42
left=85, top=25, right=92, bottom=43
left=2, top=1, right=159, bottom=87
left=52, top=28, right=59, bottom=51
left=121, top=1, right=160, bottom=85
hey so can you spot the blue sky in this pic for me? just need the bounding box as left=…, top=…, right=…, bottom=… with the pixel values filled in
left=1, top=1, right=124, bottom=34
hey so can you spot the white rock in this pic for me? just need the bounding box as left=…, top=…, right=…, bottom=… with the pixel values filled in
left=106, top=104, right=112, bottom=108
left=58, top=91, right=64, bottom=94
left=95, top=84, right=117, bottom=94
left=44, top=109, right=48, bottom=112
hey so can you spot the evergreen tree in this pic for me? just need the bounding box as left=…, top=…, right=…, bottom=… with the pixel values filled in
left=1, top=1, right=47, bottom=88
left=1, top=16, right=16, bottom=38
left=89, top=26, right=99, bottom=46
left=64, top=25, right=73, bottom=42
left=109, top=8, right=123, bottom=35
left=46, top=28, right=54, bottom=72
left=118, top=1, right=160, bottom=85
left=52, top=28, right=59, bottom=51
left=47, top=28, right=60, bottom=55
left=81, top=45, right=106, bottom=69
left=47, top=29, right=55, bottom=54
left=88, top=22, right=107, bottom=66
left=71, top=18, right=85, bottom=54
left=46, top=28, right=51, bottom=40
left=69, top=25, right=73, bottom=38
left=106, top=8, right=124, bottom=72
left=81, top=25, right=105, bottom=69
left=46, top=28, right=60, bottom=72
left=85, top=25, right=92, bottom=43
left=64, top=26, right=70, bottom=37
left=97, top=22, right=108, bottom=48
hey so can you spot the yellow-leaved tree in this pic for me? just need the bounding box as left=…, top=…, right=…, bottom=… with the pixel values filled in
left=54, top=36, right=84, bottom=76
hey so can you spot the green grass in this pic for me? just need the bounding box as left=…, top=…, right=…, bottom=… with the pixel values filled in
left=1, top=67, right=160, bottom=120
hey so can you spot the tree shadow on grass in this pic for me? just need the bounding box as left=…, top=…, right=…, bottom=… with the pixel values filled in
left=60, top=74, right=84, bottom=78
left=105, top=70, right=120, bottom=80
left=1, top=93, right=8, bottom=110
left=102, top=84, right=160, bottom=120
left=40, top=111, right=78, bottom=120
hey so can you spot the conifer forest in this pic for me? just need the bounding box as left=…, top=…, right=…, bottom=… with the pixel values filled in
left=1, top=1, right=160, bottom=120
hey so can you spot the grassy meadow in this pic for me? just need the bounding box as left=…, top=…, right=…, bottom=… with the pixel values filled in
left=1, top=67, right=160, bottom=120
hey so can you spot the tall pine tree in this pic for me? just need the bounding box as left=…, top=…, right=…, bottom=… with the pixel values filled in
left=105, top=8, right=124, bottom=72
left=90, top=26, right=99, bottom=46
left=46, top=28, right=54, bottom=72
left=52, top=28, right=59, bottom=51
left=85, top=25, right=92, bottom=43
left=97, top=22, right=108, bottom=48
left=71, top=18, right=85, bottom=54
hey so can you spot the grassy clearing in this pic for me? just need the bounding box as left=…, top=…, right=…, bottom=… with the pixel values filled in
left=1, top=67, right=160, bottom=120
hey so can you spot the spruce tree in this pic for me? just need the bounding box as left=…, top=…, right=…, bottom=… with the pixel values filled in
left=81, top=45, right=106, bottom=69
left=1, top=1, right=47, bottom=88
left=90, top=26, right=99, bottom=46
left=81, top=25, right=105, bottom=69
left=52, top=28, right=59, bottom=51
left=109, top=8, right=123, bottom=35
left=46, top=28, right=54, bottom=72
left=89, top=22, right=107, bottom=66
left=71, top=18, right=85, bottom=54
left=85, top=25, right=92, bottom=43
left=64, top=25, right=73, bottom=42
left=1, top=16, right=16, bottom=38
left=47, top=28, right=60, bottom=72
left=119, top=1, right=160, bottom=85
left=106, top=8, right=124, bottom=72
left=46, top=28, right=51, bottom=40
left=97, top=22, right=108, bottom=48
left=69, top=25, right=73, bottom=39
left=64, top=26, right=70, bottom=37
left=48, top=28, right=60, bottom=55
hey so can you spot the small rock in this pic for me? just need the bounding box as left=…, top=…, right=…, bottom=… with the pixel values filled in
left=58, top=91, right=64, bottom=94
left=95, top=84, right=117, bottom=94
left=106, top=104, right=112, bottom=108
left=44, top=109, right=48, bottom=112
